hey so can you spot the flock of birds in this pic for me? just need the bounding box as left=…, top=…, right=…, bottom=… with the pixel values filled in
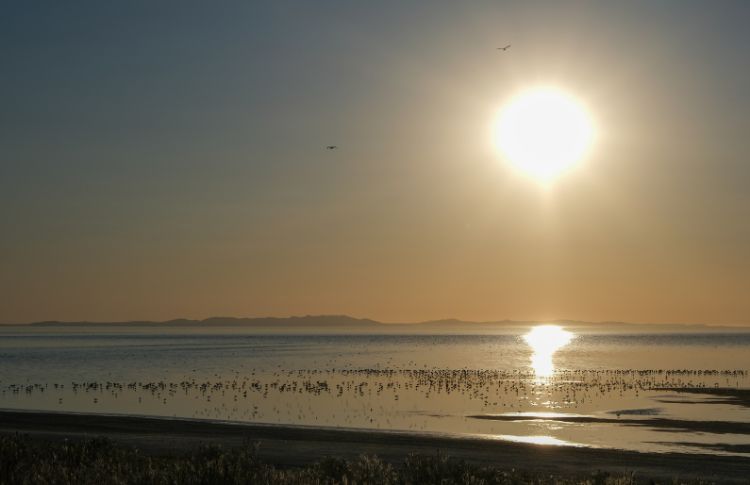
left=2, top=367, right=746, bottom=426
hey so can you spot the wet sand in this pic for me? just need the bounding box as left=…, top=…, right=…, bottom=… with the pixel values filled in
left=1, top=410, right=749, bottom=482
left=653, top=388, right=750, bottom=408
left=468, top=413, right=750, bottom=434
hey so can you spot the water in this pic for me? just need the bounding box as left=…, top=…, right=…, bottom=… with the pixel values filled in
left=1, top=326, right=749, bottom=456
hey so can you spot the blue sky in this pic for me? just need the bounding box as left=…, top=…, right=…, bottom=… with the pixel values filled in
left=2, top=1, right=749, bottom=323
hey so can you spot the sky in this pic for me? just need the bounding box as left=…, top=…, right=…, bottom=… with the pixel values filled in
left=2, top=1, right=749, bottom=325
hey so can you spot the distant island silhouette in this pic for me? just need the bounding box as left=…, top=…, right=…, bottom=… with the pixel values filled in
left=5, top=315, right=747, bottom=332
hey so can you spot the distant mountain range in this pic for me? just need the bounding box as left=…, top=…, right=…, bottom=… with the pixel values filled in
left=27, top=315, right=381, bottom=328
left=7, top=315, right=748, bottom=332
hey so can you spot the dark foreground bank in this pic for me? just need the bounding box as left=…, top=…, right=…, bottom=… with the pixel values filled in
left=1, top=410, right=748, bottom=484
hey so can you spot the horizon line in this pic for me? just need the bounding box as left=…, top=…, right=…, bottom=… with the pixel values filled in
left=2, top=314, right=749, bottom=328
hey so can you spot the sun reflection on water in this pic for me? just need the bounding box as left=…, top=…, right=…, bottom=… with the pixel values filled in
left=523, top=325, right=574, bottom=378
left=493, top=434, right=586, bottom=447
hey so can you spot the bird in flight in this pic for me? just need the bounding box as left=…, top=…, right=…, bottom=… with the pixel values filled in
left=326, top=145, right=338, bottom=150
left=496, top=44, right=511, bottom=51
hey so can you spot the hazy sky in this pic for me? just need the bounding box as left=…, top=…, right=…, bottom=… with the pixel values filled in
left=2, top=1, right=749, bottom=324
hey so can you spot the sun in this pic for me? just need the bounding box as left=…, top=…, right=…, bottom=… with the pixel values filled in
left=494, top=87, right=595, bottom=182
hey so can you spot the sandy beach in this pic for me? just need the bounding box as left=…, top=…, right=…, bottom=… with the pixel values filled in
left=1, top=410, right=748, bottom=482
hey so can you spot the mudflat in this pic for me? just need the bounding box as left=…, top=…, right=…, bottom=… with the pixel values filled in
left=1, top=410, right=748, bottom=482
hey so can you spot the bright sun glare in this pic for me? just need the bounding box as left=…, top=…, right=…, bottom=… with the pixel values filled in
left=495, top=87, right=595, bottom=182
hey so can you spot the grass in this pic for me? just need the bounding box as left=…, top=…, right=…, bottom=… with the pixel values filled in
left=0, top=434, right=711, bottom=485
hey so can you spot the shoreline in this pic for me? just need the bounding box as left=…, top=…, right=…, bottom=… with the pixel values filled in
left=1, top=410, right=748, bottom=482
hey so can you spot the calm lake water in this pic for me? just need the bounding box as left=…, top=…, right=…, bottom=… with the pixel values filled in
left=1, top=326, right=749, bottom=456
